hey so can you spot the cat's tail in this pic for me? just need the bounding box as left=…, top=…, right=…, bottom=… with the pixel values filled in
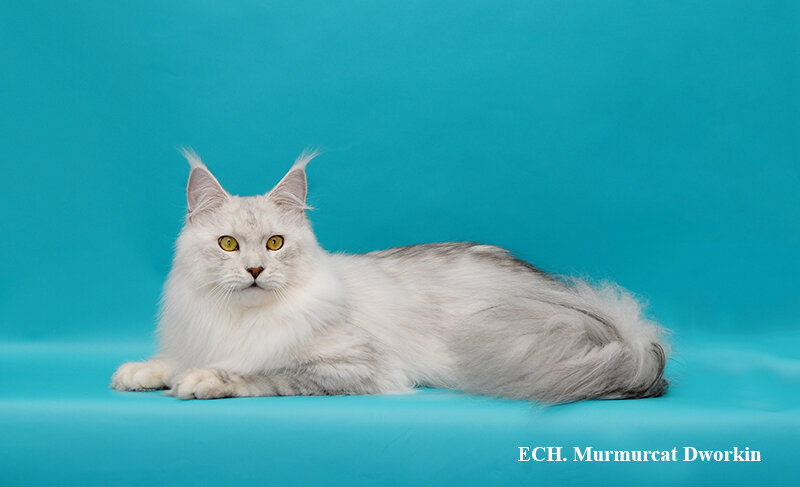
left=549, top=279, right=670, bottom=402
left=453, top=280, right=670, bottom=403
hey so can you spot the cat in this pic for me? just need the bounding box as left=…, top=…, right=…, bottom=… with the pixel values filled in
left=111, top=149, right=669, bottom=402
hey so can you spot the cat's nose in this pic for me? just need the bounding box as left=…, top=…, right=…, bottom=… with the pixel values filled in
left=246, top=267, right=264, bottom=279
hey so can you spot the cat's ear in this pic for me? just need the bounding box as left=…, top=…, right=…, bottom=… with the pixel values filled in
left=267, top=150, right=318, bottom=212
left=181, top=148, right=230, bottom=220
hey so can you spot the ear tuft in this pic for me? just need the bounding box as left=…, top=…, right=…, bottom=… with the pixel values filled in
left=181, top=148, right=230, bottom=219
left=267, top=149, right=319, bottom=212
left=291, top=148, right=321, bottom=171
left=180, top=146, right=206, bottom=170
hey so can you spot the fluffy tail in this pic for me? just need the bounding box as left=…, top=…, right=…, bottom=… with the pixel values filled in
left=453, top=280, right=670, bottom=403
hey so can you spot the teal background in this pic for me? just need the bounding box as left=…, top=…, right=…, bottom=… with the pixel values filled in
left=0, top=1, right=797, bottom=486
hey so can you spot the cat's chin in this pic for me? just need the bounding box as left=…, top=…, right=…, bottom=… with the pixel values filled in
left=235, top=285, right=272, bottom=308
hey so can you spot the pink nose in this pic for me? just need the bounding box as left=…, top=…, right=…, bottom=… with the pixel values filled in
left=246, top=267, right=264, bottom=279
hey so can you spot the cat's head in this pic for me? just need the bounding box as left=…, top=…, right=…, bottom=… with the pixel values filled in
left=173, top=149, right=322, bottom=308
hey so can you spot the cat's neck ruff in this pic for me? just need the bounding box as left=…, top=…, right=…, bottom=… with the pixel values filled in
left=190, top=248, right=345, bottom=327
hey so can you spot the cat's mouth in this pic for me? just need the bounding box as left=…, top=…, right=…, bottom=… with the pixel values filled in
left=241, top=281, right=275, bottom=292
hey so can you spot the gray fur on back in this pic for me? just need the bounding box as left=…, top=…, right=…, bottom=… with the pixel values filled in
left=348, top=242, right=669, bottom=402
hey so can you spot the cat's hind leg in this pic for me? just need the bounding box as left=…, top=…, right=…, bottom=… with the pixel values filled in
left=111, top=359, right=176, bottom=391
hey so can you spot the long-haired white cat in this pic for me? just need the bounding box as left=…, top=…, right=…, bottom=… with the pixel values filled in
left=111, top=150, right=669, bottom=402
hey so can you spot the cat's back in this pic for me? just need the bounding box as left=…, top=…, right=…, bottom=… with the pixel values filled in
left=364, top=242, right=542, bottom=274
left=329, top=242, right=555, bottom=300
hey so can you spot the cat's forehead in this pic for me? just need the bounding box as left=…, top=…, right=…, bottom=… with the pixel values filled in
left=216, top=195, right=283, bottom=233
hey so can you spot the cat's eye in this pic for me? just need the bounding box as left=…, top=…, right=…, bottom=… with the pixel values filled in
left=266, top=235, right=284, bottom=251
left=218, top=235, right=239, bottom=251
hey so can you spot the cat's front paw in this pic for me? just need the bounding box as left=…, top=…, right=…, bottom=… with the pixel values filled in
left=167, top=368, right=236, bottom=400
left=111, top=360, right=171, bottom=391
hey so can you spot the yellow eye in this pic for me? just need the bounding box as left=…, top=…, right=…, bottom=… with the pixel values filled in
left=266, top=235, right=284, bottom=251
left=218, top=235, right=238, bottom=251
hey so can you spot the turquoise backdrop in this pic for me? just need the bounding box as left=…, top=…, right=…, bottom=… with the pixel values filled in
left=1, top=1, right=797, bottom=486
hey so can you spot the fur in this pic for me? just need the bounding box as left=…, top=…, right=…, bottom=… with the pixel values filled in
left=111, top=151, right=669, bottom=402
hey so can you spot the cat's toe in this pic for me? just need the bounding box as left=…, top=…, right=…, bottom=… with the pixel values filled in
left=170, top=368, right=233, bottom=400
left=111, top=361, right=169, bottom=391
